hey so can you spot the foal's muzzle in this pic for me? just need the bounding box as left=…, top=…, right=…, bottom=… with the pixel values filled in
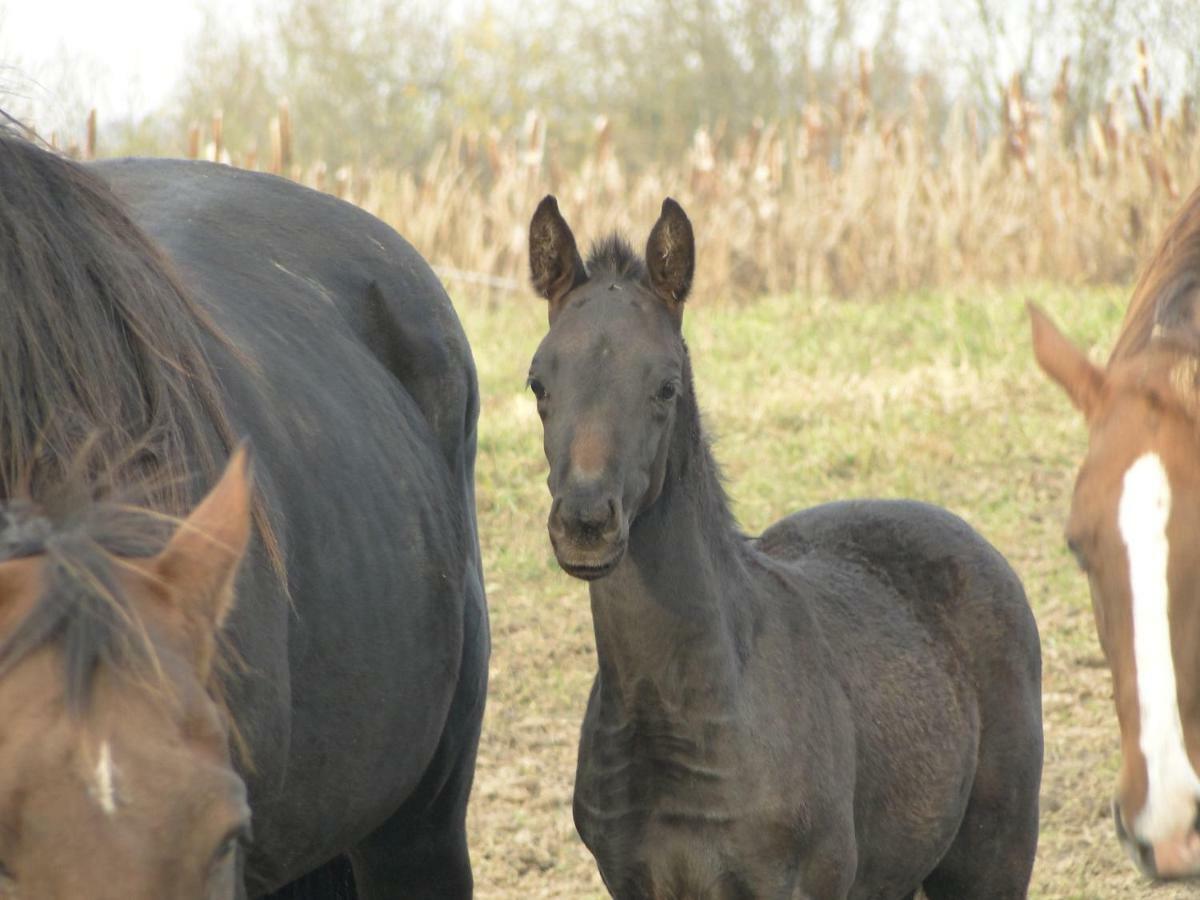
left=548, top=489, right=625, bottom=580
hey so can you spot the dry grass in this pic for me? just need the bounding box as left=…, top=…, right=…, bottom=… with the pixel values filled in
left=362, top=78, right=1199, bottom=303
left=458, top=280, right=1198, bottom=899
left=58, top=47, right=1200, bottom=302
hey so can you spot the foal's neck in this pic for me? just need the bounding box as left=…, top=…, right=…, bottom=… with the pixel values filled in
left=588, top=356, right=750, bottom=712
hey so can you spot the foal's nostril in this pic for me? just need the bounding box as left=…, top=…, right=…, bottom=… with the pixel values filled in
left=593, top=498, right=616, bottom=527
left=576, top=496, right=616, bottom=531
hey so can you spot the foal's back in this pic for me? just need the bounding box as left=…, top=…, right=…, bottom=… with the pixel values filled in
left=757, top=499, right=1042, bottom=898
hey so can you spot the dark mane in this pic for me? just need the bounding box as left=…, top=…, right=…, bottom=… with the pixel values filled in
left=0, top=121, right=271, bottom=720
left=674, top=344, right=744, bottom=546
left=587, top=233, right=648, bottom=282
left=1110, top=183, right=1200, bottom=362
left=0, top=120, right=233, bottom=511
left=0, top=489, right=174, bottom=715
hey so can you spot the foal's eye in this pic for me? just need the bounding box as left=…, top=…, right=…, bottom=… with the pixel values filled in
left=528, top=377, right=547, bottom=402
left=656, top=381, right=678, bottom=402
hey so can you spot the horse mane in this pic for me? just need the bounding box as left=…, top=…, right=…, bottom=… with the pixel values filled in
left=0, top=460, right=249, bottom=772
left=0, top=119, right=236, bottom=511
left=587, top=233, right=648, bottom=282
left=0, top=119, right=284, bottom=579
left=0, top=120, right=272, bottom=732
left=673, top=344, right=745, bottom=548
left=1109, top=183, right=1200, bottom=363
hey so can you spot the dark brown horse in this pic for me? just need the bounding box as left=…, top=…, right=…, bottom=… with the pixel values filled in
left=526, top=196, right=1043, bottom=899
left=1032, top=184, right=1200, bottom=880
left=0, top=124, right=487, bottom=898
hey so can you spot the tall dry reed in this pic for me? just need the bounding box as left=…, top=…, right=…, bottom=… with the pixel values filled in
left=57, top=49, right=1200, bottom=301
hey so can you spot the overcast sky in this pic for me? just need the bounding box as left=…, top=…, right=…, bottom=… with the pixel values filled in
left=0, top=0, right=1070, bottom=122
left=1, top=0, right=260, bottom=128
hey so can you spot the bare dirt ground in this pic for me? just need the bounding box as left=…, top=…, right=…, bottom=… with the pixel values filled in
left=458, top=284, right=1197, bottom=899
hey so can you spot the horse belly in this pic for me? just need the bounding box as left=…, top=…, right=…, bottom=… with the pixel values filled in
left=217, top=322, right=471, bottom=883
left=263, top=482, right=465, bottom=869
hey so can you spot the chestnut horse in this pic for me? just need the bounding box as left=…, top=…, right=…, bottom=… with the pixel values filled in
left=0, top=124, right=487, bottom=898
left=527, top=196, right=1042, bottom=898
left=1032, top=184, right=1200, bottom=880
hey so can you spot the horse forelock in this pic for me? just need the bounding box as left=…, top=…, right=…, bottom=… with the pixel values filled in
left=587, top=233, right=648, bottom=283
left=0, top=503, right=55, bottom=560
left=0, top=493, right=250, bottom=777
left=0, top=495, right=175, bottom=716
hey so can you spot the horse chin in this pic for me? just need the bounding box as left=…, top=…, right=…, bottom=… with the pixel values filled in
left=556, top=545, right=625, bottom=581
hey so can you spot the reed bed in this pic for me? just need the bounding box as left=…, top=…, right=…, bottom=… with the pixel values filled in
left=57, top=48, right=1200, bottom=301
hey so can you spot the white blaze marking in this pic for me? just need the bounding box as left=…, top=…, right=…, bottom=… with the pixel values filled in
left=92, top=741, right=117, bottom=816
left=1119, top=452, right=1200, bottom=844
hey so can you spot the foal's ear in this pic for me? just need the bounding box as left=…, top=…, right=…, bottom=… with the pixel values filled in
left=1029, top=302, right=1104, bottom=419
left=529, top=195, right=587, bottom=320
left=153, top=444, right=253, bottom=674
left=645, top=198, right=695, bottom=319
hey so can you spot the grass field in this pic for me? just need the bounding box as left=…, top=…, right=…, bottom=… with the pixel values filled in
left=456, top=280, right=1195, bottom=899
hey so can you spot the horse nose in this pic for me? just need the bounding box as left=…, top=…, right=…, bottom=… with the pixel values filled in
left=550, top=490, right=619, bottom=542
left=573, top=494, right=617, bottom=531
